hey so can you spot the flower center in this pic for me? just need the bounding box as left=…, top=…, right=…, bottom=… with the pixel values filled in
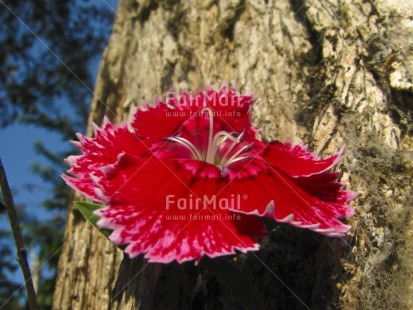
left=166, top=107, right=253, bottom=170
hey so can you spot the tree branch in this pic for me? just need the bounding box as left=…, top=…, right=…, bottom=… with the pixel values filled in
left=0, top=158, right=39, bottom=310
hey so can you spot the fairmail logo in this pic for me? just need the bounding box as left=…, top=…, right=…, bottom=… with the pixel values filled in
left=165, top=194, right=246, bottom=210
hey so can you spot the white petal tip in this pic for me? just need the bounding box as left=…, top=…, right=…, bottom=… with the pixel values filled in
left=327, top=232, right=345, bottom=237
left=92, top=122, right=100, bottom=135
left=70, top=140, right=81, bottom=148
left=314, top=228, right=336, bottom=234
left=301, top=223, right=321, bottom=229
left=102, top=116, right=110, bottom=126
left=278, top=213, right=294, bottom=223
left=64, top=156, right=76, bottom=166
left=263, top=200, right=275, bottom=217
left=92, top=209, right=103, bottom=217
left=90, top=174, right=100, bottom=185
left=75, top=132, right=84, bottom=140
left=93, top=188, right=108, bottom=203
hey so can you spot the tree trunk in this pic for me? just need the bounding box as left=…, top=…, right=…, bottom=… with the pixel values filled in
left=53, top=0, right=413, bottom=309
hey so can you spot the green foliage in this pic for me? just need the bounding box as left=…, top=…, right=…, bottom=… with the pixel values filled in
left=75, top=201, right=111, bottom=239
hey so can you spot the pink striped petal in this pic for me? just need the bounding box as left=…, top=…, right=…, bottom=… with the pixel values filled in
left=92, top=157, right=265, bottom=263
left=62, top=120, right=151, bottom=201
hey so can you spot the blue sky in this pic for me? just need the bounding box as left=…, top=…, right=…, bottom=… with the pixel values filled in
left=0, top=0, right=119, bottom=220
left=0, top=125, right=66, bottom=219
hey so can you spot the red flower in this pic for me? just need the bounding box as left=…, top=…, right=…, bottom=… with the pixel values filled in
left=63, top=86, right=355, bottom=263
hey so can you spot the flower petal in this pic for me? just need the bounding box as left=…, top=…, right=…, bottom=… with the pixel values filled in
left=262, top=141, right=344, bottom=177
left=220, top=167, right=354, bottom=236
left=131, top=86, right=256, bottom=139
left=293, top=173, right=357, bottom=215
left=131, top=101, right=190, bottom=139
left=92, top=156, right=265, bottom=263
left=62, top=120, right=151, bottom=202
left=191, top=86, right=255, bottom=133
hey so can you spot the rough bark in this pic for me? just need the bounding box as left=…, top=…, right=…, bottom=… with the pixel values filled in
left=53, top=0, right=413, bottom=309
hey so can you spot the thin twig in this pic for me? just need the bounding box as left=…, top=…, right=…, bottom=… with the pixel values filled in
left=0, top=158, right=39, bottom=310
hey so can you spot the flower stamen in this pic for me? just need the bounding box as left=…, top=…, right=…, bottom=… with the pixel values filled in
left=166, top=136, right=203, bottom=160
left=219, top=131, right=245, bottom=164
left=202, top=107, right=215, bottom=164
left=220, top=143, right=254, bottom=167
left=165, top=108, right=253, bottom=171
left=208, top=131, right=239, bottom=164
